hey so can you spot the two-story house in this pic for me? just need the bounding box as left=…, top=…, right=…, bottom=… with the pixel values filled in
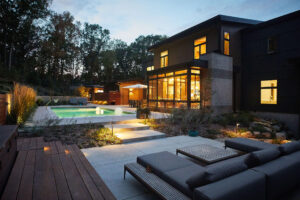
left=146, top=15, right=260, bottom=113
left=146, top=10, right=300, bottom=136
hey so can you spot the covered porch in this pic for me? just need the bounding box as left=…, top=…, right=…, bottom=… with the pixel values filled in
left=147, top=60, right=208, bottom=109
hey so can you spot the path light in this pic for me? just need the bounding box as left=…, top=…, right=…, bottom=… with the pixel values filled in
left=115, top=107, right=123, bottom=115
left=96, top=107, right=104, bottom=115
left=236, top=123, right=240, bottom=135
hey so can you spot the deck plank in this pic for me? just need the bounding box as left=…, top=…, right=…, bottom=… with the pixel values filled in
left=51, top=154, right=72, bottom=200
left=17, top=150, right=36, bottom=200
left=67, top=145, right=104, bottom=200
left=36, top=137, right=45, bottom=149
left=1, top=151, right=27, bottom=200
left=59, top=149, right=92, bottom=200
left=70, top=145, right=116, bottom=200
left=33, top=149, right=58, bottom=200
left=50, top=141, right=58, bottom=155
left=28, top=138, right=37, bottom=150
left=55, top=141, right=65, bottom=154
left=21, top=138, right=31, bottom=151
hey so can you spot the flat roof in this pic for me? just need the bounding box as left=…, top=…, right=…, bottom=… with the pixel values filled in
left=149, top=15, right=262, bottom=50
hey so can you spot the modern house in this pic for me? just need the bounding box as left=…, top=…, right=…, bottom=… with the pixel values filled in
left=147, top=10, right=300, bottom=135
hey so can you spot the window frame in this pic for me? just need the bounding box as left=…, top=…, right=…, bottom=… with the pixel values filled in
left=194, top=36, right=207, bottom=59
left=224, top=32, right=230, bottom=56
left=260, top=80, right=278, bottom=105
left=160, top=50, right=168, bottom=68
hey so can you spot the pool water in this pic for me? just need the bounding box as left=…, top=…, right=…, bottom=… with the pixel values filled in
left=51, top=107, right=134, bottom=118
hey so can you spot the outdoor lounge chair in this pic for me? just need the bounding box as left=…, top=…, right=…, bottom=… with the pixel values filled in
left=124, top=140, right=300, bottom=200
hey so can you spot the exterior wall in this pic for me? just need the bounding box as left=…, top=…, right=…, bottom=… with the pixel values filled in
left=201, top=53, right=233, bottom=114
left=152, top=26, right=220, bottom=69
left=241, top=14, right=300, bottom=137
left=119, top=81, right=145, bottom=105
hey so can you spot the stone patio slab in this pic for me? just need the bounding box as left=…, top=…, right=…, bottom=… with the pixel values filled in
left=82, top=136, right=233, bottom=200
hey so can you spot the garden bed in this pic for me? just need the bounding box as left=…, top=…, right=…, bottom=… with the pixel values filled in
left=20, top=123, right=121, bottom=148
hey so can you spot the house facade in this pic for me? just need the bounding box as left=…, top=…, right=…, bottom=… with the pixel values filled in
left=146, top=11, right=300, bottom=135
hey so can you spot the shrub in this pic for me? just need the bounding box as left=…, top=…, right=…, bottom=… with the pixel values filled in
left=169, top=108, right=211, bottom=133
left=36, top=98, right=45, bottom=106
left=213, top=112, right=254, bottom=127
left=90, top=127, right=121, bottom=144
left=77, top=86, right=89, bottom=97
left=9, top=83, right=37, bottom=124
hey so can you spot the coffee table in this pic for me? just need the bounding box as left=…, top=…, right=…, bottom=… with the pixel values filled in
left=176, top=144, right=238, bottom=164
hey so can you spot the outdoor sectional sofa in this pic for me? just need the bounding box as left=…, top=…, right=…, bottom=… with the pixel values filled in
left=125, top=138, right=300, bottom=200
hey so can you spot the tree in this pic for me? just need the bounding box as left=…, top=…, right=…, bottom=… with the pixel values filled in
left=0, top=0, right=51, bottom=74
left=129, top=35, right=167, bottom=77
left=80, top=23, right=110, bottom=83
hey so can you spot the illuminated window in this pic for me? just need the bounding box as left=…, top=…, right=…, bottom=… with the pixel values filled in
left=260, top=80, right=277, bottom=104
left=191, top=75, right=200, bottom=101
left=147, top=66, right=154, bottom=71
left=224, top=32, right=230, bottom=55
left=160, top=51, right=168, bottom=67
left=175, top=70, right=187, bottom=75
left=267, top=37, right=277, bottom=54
left=96, top=89, right=104, bottom=93
left=194, top=37, right=206, bottom=59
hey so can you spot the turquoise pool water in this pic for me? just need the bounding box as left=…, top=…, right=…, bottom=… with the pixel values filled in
left=51, top=107, right=133, bottom=118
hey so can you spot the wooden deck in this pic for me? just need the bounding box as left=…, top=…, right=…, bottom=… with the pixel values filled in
left=1, top=137, right=116, bottom=200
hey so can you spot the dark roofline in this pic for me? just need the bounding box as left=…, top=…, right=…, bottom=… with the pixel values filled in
left=149, top=15, right=262, bottom=50
left=243, top=10, right=300, bottom=33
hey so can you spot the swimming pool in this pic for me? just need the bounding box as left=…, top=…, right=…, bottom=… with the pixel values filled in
left=51, top=107, right=134, bottom=118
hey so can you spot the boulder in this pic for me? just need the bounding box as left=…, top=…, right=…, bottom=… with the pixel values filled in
left=276, top=132, right=287, bottom=140
left=253, top=131, right=260, bottom=136
left=264, top=127, right=273, bottom=133
left=262, top=132, right=272, bottom=138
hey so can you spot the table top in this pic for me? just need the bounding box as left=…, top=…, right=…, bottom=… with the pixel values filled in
left=0, top=125, right=18, bottom=148
left=177, top=144, right=238, bottom=164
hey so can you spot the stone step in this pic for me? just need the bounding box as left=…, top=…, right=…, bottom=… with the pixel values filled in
left=114, top=129, right=166, bottom=144
left=105, top=123, right=150, bottom=133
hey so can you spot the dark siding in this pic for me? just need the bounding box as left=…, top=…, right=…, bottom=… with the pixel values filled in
left=241, top=16, right=300, bottom=114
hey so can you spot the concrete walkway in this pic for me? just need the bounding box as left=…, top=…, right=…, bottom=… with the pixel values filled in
left=81, top=136, right=228, bottom=200
left=105, top=123, right=166, bottom=143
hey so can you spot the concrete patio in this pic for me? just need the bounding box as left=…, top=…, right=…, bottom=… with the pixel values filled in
left=82, top=136, right=233, bottom=200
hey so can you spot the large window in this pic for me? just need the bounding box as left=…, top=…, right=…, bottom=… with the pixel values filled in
left=194, top=37, right=206, bottom=59
left=175, top=75, right=187, bottom=100
left=261, top=80, right=277, bottom=104
left=224, top=32, right=230, bottom=55
left=191, top=75, right=200, bottom=101
left=160, top=51, right=168, bottom=67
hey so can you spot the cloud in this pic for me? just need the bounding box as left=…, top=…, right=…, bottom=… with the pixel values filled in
left=50, top=0, right=300, bottom=43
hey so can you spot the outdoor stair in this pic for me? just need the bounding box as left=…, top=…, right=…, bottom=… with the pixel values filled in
left=104, top=123, right=150, bottom=133
left=105, top=123, right=165, bottom=143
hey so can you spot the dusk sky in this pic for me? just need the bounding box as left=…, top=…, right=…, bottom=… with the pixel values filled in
left=51, top=0, right=300, bottom=43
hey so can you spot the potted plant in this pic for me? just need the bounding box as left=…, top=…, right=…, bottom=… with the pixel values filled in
left=136, top=107, right=151, bottom=119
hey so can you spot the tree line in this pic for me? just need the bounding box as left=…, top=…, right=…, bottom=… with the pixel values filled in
left=0, top=0, right=166, bottom=94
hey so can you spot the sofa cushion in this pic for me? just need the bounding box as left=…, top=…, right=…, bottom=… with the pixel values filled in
left=137, top=151, right=194, bottom=176
left=205, top=154, right=248, bottom=183
left=245, top=147, right=281, bottom=168
left=193, top=170, right=266, bottom=200
left=285, top=151, right=300, bottom=162
left=185, top=170, right=207, bottom=189
left=163, top=165, right=205, bottom=197
left=252, top=156, right=300, bottom=200
left=279, top=141, right=300, bottom=155
left=225, top=137, right=275, bottom=152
